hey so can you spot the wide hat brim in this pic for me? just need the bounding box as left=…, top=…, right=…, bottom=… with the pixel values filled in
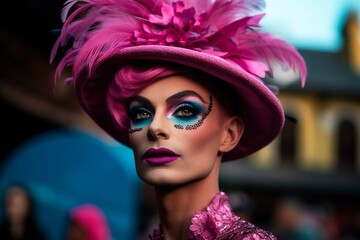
left=76, top=45, right=285, bottom=161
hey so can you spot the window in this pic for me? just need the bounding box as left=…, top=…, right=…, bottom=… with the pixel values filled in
left=337, top=119, right=357, bottom=173
left=280, top=117, right=297, bottom=166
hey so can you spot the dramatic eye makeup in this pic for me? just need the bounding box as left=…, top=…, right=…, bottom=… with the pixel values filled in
left=166, top=91, right=213, bottom=130
left=128, top=91, right=213, bottom=133
left=128, top=96, right=154, bottom=132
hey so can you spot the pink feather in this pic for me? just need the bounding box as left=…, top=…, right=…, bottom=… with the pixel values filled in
left=51, top=0, right=307, bottom=88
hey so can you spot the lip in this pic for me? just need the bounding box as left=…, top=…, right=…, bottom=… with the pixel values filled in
left=142, top=147, right=180, bottom=165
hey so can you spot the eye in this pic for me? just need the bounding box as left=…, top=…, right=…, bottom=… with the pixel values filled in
left=129, top=107, right=153, bottom=121
left=173, top=103, right=199, bottom=118
left=135, top=111, right=151, bottom=120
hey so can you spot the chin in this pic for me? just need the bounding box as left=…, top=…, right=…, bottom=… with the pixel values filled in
left=139, top=170, right=210, bottom=188
left=139, top=174, right=185, bottom=187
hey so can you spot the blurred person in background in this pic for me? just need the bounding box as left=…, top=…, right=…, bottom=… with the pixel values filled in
left=67, top=203, right=111, bottom=240
left=273, top=198, right=324, bottom=240
left=0, top=183, right=47, bottom=240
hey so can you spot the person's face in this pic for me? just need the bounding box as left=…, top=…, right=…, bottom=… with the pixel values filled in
left=5, top=187, right=30, bottom=223
left=128, top=75, right=232, bottom=186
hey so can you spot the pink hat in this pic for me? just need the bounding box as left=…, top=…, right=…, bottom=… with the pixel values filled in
left=70, top=204, right=111, bottom=240
left=51, top=0, right=306, bottom=161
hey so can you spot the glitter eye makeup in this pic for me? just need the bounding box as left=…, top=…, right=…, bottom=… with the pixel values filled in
left=170, top=101, right=204, bottom=123
left=128, top=91, right=213, bottom=133
left=170, top=95, right=213, bottom=130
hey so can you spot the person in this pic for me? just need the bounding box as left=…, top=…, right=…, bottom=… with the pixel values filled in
left=66, top=204, right=111, bottom=240
left=50, top=0, right=307, bottom=239
left=273, top=198, right=324, bottom=240
left=0, top=184, right=47, bottom=240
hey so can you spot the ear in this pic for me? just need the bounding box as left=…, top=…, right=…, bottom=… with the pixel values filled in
left=219, top=116, right=244, bottom=153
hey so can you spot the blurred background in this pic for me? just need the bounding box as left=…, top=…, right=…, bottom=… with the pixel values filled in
left=0, top=0, right=359, bottom=240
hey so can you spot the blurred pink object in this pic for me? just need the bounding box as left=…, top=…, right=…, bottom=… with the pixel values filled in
left=70, top=204, right=111, bottom=240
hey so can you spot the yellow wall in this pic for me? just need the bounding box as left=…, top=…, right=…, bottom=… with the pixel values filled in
left=250, top=93, right=360, bottom=173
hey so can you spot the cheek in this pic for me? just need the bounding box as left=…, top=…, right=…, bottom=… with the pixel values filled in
left=129, top=133, right=144, bottom=158
left=181, top=122, right=222, bottom=156
left=177, top=105, right=225, bottom=157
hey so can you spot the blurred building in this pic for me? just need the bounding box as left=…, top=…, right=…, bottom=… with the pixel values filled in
left=222, top=9, right=360, bottom=195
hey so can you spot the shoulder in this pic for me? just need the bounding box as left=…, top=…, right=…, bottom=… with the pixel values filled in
left=189, top=192, right=276, bottom=240
left=218, top=218, right=276, bottom=240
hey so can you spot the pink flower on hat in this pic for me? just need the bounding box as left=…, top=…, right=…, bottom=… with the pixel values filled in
left=133, top=1, right=208, bottom=48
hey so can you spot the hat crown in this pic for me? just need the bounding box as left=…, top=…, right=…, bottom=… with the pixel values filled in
left=51, top=0, right=306, bottom=88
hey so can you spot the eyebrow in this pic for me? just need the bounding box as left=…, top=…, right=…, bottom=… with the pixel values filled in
left=166, top=90, right=206, bottom=104
left=132, top=90, right=207, bottom=107
left=130, top=96, right=153, bottom=107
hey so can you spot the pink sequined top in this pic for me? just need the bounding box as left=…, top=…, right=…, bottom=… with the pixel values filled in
left=149, top=192, right=276, bottom=240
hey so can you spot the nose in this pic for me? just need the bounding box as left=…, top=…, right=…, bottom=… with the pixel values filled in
left=147, top=110, right=169, bottom=141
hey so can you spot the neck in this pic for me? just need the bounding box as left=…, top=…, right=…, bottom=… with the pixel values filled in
left=10, top=221, right=25, bottom=239
left=153, top=159, right=221, bottom=240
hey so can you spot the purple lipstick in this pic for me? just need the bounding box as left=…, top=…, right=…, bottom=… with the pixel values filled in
left=142, top=147, right=180, bottom=165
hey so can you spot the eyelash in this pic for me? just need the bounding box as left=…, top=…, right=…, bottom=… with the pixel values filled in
left=128, top=96, right=212, bottom=132
left=172, top=103, right=199, bottom=118
left=129, top=102, right=200, bottom=123
left=129, top=107, right=153, bottom=122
